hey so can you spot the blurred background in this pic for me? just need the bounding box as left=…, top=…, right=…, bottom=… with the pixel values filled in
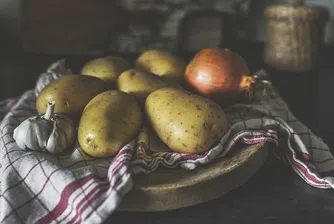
left=1, top=0, right=334, bottom=53
left=0, top=0, right=334, bottom=147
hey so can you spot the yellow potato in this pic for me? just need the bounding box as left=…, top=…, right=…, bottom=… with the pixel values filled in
left=117, top=68, right=180, bottom=105
left=135, top=49, right=186, bottom=81
left=78, top=90, right=142, bottom=157
left=81, top=56, right=130, bottom=87
left=145, top=88, right=229, bottom=154
left=36, top=75, right=108, bottom=122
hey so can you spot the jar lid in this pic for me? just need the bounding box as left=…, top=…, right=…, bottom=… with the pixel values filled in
left=264, top=0, right=329, bottom=22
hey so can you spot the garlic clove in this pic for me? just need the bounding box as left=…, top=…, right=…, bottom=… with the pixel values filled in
left=56, top=116, right=76, bottom=145
left=46, top=128, right=65, bottom=154
left=45, top=115, right=75, bottom=154
left=13, top=117, right=53, bottom=151
left=13, top=101, right=75, bottom=154
left=13, top=121, right=30, bottom=150
left=34, top=119, right=53, bottom=150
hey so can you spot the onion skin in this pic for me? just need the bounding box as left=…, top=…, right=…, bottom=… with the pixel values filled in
left=185, top=48, right=255, bottom=106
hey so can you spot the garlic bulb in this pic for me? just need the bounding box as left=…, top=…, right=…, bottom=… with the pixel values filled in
left=35, top=59, right=72, bottom=96
left=13, top=101, right=76, bottom=154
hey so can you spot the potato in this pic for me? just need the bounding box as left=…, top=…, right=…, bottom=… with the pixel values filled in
left=81, top=56, right=130, bottom=87
left=135, top=49, right=186, bottom=81
left=145, top=88, right=229, bottom=154
left=117, top=68, right=180, bottom=105
left=36, top=75, right=108, bottom=122
left=78, top=90, right=142, bottom=157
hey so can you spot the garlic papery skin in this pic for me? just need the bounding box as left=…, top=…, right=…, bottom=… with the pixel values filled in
left=13, top=101, right=75, bottom=154
left=13, top=116, right=53, bottom=151
left=45, top=115, right=75, bottom=154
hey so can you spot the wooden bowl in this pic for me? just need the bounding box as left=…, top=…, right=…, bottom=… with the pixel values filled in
left=118, top=142, right=268, bottom=211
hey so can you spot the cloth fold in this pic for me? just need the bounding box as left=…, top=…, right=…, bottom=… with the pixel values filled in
left=1, top=71, right=334, bottom=224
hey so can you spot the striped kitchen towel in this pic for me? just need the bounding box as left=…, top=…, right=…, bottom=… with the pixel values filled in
left=1, top=70, right=334, bottom=224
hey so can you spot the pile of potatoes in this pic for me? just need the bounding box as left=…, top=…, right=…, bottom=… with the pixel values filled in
left=36, top=49, right=229, bottom=158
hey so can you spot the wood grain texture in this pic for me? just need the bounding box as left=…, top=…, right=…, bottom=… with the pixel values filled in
left=118, top=142, right=268, bottom=211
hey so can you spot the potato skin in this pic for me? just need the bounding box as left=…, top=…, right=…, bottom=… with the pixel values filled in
left=78, top=90, right=142, bottom=157
left=81, top=56, right=130, bottom=87
left=36, top=75, right=108, bottom=122
left=117, top=68, right=180, bottom=105
left=145, top=88, right=229, bottom=154
left=135, top=49, right=186, bottom=81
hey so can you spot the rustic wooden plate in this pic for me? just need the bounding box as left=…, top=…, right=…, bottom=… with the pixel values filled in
left=118, top=142, right=268, bottom=212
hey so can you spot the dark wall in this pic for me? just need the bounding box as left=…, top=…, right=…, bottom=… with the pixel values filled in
left=0, top=0, right=21, bottom=51
left=1, top=0, right=334, bottom=53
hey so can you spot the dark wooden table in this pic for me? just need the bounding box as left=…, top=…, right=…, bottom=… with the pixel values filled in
left=1, top=43, right=334, bottom=223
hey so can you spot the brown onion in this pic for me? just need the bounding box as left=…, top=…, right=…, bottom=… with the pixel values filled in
left=185, top=48, right=256, bottom=106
